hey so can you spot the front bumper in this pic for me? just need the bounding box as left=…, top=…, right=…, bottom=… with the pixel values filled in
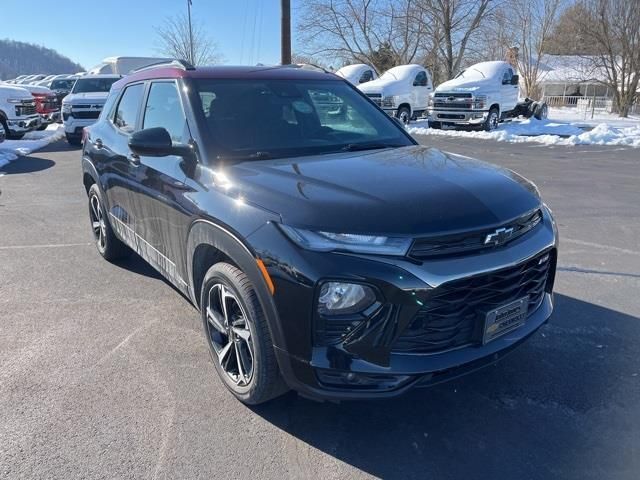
left=250, top=207, right=558, bottom=401
left=6, top=115, right=40, bottom=134
left=40, top=110, right=61, bottom=125
left=63, top=115, right=100, bottom=135
left=428, top=108, right=488, bottom=125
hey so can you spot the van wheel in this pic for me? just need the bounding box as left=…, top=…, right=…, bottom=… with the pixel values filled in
left=201, top=262, right=288, bottom=405
left=483, top=108, right=499, bottom=131
left=0, top=121, right=6, bottom=143
left=534, top=102, right=548, bottom=120
left=396, top=106, right=411, bottom=125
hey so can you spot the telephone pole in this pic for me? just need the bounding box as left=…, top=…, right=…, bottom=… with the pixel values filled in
left=281, top=0, right=291, bottom=64
left=187, top=0, right=195, bottom=65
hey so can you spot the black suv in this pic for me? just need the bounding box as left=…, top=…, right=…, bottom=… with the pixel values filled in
left=82, top=62, right=558, bottom=404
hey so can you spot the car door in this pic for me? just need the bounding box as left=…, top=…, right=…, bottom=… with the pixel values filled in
left=412, top=70, right=431, bottom=110
left=501, top=67, right=519, bottom=112
left=128, top=80, right=192, bottom=289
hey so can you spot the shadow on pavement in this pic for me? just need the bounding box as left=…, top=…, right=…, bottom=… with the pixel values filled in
left=0, top=155, right=55, bottom=175
left=251, top=293, right=640, bottom=479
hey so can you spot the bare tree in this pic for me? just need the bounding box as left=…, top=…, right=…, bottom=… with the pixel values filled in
left=418, top=0, right=492, bottom=81
left=575, top=0, right=640, bottom=117
left=510, top=0, right=562, bottom=98
left=155, top=14, right=221, bottom=66
left=297, top=0, right=430, bottom=73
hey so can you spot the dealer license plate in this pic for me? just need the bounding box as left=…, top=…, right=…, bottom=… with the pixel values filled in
left=483, top=296, right=529, bottom=344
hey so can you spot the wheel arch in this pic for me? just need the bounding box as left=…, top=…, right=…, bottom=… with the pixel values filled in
left=186, top=220, right=285, bottom=349
left=489, top=103, right=500, bottom=114
left=81, top=158, right=99, bottom=194
left=397, top=103, right=412, bottom=115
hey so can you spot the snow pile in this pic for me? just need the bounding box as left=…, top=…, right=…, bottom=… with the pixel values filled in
left=408, top=114, right=640, bottom=147
left=0, top=124, right=64, bottom=169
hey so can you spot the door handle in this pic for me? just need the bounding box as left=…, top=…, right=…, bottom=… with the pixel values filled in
left=94, top=138, right=103, bottom=149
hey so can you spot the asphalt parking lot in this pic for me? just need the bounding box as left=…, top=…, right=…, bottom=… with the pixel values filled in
left=1, top=136, right=639, bottom=479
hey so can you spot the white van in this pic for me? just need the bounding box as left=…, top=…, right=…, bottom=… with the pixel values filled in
left=335, top=64, right=378, bottom=85
left=88, top=57, right=173, bottom=75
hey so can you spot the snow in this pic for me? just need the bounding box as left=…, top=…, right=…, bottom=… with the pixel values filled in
left=0, top=124, right=65, bottom=169
left=408, top=107, right=640, bottom=148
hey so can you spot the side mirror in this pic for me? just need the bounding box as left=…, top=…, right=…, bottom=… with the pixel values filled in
left=511, top=75, right=519, bottom=85
left=128, top=127, right=193, bottom=158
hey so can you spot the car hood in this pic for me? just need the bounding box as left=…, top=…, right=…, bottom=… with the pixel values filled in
left=64, top=92, right=109, bottom=103
left=0, top=84, right=33, bottom=99
left=435, top=77, right=498, bottom=93
left=358, top=79, right=407, bottom=97
left=221, top=146, right=541, bottom=235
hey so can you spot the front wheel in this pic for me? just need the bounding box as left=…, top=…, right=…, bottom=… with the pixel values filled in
left=201, top=262, right=287, bottom=404
left=0, top=120, right=6, bottom=143
left=396, top=106, right=411, bottom=125
left=483, top=108, right=499, bottom=131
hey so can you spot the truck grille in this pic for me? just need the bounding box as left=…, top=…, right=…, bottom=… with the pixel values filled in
left=433, top=92, right=473, bottom=110
left=15, top=103, right=37, bottom=116
left=366, top=93, right=383, bottom=107
left=394, top=249, right=555, bottom=354
left=410, top=209, right=543, bottom=259
left=71, top=110, right=101, bottom=119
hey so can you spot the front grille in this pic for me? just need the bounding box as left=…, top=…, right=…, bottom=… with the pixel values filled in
left=410, top=209, right=543, bottom=260
left=366, top=93, right=383, bottom=107
left=16, top=104, right=36, bottom=116
left=433, top=92, right=473, bottom=110
left=71, top=110, right=101, bottom=119
left=394, top=249, right=555, bottom=354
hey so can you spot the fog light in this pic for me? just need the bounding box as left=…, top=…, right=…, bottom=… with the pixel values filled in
left=318, top=282, right=375, bottom=315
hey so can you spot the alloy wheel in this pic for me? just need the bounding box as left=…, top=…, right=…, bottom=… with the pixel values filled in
left=205, top=283, right=254, bottom=387
left=488, top=111, right=498, bottom=130
left=89, top=194, right=107, bottom=251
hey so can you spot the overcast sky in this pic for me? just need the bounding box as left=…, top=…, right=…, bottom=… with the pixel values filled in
left=2, top=0, right=301, bottom=69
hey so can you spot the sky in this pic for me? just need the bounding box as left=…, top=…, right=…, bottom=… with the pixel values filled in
left=1, top=0, right=302, bottom=70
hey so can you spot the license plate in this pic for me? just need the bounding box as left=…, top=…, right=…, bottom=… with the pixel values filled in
left=483, top=296, right=529, bottom=344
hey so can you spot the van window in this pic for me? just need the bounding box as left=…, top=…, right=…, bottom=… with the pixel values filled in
left=502, top=69, right=514, bottom=84
left=413, top=71, right=428, bottom=86
left=359, top=70, right=373, bottom=83
left=113, top=83, right=144, bottom=133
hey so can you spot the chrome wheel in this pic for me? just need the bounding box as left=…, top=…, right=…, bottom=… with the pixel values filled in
left=485, top=110, right=499, bottom=131
left=89, top=194, right=106, bottom=251
left=205, top=283, right=254, bottom=387
left=0, top=122, right=6, bottom=143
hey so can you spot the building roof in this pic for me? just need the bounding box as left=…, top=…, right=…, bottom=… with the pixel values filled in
left=537, top=55, right=609, bottom=83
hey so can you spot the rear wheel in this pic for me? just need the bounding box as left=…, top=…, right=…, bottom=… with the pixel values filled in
left=0, top=120, right=6, bottom=143
left=483, top=108, right=499, bottom=131
left=37, top=123, right=48, bottom=131
left=201, top=262, right=287, bottom=404
left=396, top=106, right=411, bottom=125
left=534, top=102, right=548, bottom=120
left=87, top=184, right=130, bottom=261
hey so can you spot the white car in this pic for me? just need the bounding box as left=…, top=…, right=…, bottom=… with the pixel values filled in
left=427, top=60, right=548, bottom=131
left=334, top=64, right=378, bottom=85
left=61, top=74, right=121, bottom=145
left=357, top=64, right=433, bottom=124
left=0, top=83, right=41, bottom=140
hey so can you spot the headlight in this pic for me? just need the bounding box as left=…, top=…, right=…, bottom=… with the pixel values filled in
left=62, top=103, right=71, bottom=113
left=7, top=98, right=25, bottom=104
left=473, top=95, right=487, bottom=109
left=318, top=282, right=376, bottom=315
left=428, top=95, right=434, bottom=107
left=382, top=96, right=395, bottom=108
left=280, top=225, right=412, bottom=256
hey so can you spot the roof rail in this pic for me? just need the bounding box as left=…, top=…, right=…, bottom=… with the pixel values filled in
left=282, top=63, right=331, bottom=74
left=131, top=59, right=196, bottom=73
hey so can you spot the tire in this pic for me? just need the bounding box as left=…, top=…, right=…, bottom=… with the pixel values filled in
left=87, top=184, right=130, bottom=261
left=200, top=262, right=288, bottom=405
left=396, top=106, right=411, bottom=125
left=66, top=133, right=82, bottom=146
left=534, top=102, right=548, bottom=120
left=483, top=108, right=499, bottom=131
left=37, top=123, right=48, bottom=131
left=1, top=117, right=24, bottom=140
left=0, top=120, right=6, bottom=143
left=428, top=121, right=442, bottom=129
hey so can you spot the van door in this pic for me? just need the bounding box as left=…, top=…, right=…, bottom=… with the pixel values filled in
left=412, top=70, right=432, bottom=111
left=501, top=67, right=519, bottom=112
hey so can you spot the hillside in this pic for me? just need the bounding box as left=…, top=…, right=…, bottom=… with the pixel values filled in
left=0, top=39, right=84, bottom=80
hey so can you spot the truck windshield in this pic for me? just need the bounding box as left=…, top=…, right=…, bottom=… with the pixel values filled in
left=50, top=79, right=76, bottom=90
left=192, top=79, right=413, bottom=160
left=455, top=68, right=486, bottom=80
left=71, top=78, right=119, bottom=94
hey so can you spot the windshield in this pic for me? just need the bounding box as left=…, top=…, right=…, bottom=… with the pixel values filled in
left=192, top=79, right=412, bottom=160
left=71, top=77, right=118, bottom=94
left=455, top=68, right=486, bottom=80
left=51, top=79, right=76, bottom=90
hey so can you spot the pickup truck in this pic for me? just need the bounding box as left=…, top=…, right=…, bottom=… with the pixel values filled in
left=61, top=74, right=121, bottom=145
left=19, top=84, right=60, bottom=130
left=357, top=64, right=433, bottom=124
left=0, top=84, right=41, bottom=139
left=427, top=61, right=548, bottom=131
left=334, top=64, right=378, bottom=85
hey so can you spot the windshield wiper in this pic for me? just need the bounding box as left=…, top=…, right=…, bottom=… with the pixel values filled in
left=341, top=142, right=403, bottom=152
left=216, top=151, right=273, bottom=162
